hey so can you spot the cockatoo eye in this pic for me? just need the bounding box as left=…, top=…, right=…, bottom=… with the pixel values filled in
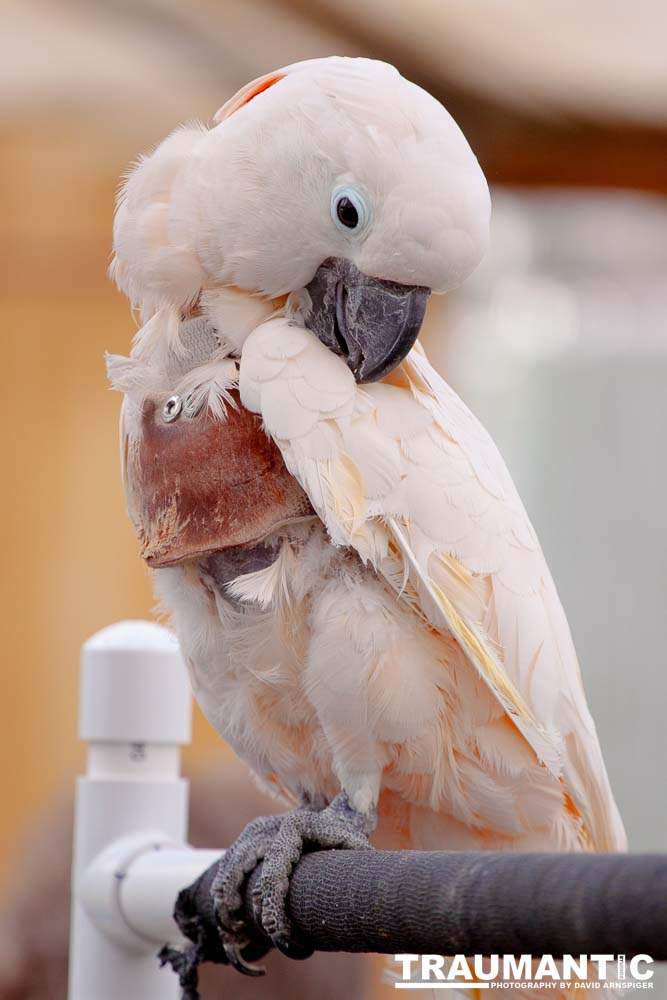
left=336, top=197, right=358, bottom=228
left=331, top=187, right=370, bottom=234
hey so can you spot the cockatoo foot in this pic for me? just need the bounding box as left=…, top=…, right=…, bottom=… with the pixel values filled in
left=210, top=813, right=282, bottom=975
left=210, top=793, right=374, bottom=973
left=252, top=791, right=375, bottom=959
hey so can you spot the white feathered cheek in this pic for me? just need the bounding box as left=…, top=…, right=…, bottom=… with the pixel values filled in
left=109, top=125, right=208, bottom=320
left=110, top=69, right=294, bottom=321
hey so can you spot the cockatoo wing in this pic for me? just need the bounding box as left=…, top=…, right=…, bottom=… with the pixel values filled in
left=240, top=317, right=626, bottom=852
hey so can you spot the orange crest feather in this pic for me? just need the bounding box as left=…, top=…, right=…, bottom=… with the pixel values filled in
left=213, top=71, right=287, bottom=124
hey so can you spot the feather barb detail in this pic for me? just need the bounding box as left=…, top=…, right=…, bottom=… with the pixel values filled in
left=387, top=518, right=564, bottom=779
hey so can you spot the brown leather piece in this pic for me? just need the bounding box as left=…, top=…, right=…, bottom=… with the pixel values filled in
left=125, top=391, right=315, bottom=568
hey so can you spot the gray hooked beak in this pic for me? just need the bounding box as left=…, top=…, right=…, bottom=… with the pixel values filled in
left=304, top=258, right=430, bottom=383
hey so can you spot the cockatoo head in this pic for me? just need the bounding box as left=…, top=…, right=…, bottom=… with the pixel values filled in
left=112, top=57, right=490, bottom=382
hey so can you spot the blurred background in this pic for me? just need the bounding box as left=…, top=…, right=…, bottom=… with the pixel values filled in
left=1, top=0, right=666, bottom=996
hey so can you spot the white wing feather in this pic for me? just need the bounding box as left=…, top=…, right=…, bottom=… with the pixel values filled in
left=240, top=317, right=626, bottom=851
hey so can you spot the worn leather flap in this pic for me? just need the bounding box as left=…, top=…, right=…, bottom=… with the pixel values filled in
left=125, top=391, right=314, bottom=568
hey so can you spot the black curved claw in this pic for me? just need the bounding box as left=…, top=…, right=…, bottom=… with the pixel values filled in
left=272, top=929, right=315, bottom=962
left=221, top=937, right=266, bottom=977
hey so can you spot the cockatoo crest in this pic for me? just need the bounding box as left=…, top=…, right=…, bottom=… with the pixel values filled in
left=213, top=70, right=287, bottom=123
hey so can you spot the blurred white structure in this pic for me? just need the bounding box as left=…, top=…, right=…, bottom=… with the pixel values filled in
left=430, top=189, right=667, bottom=854
left=68, top=621, right=218, bottom=1000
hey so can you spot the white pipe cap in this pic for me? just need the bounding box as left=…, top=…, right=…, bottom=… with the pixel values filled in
left=80, top=620, right=192, bottom=744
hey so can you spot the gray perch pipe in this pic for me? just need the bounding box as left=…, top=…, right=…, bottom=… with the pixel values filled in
left=167, top=848, right=667, bottom=994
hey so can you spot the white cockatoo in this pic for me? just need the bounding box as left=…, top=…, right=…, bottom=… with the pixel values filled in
left=108, top=57, right=626, bottom=985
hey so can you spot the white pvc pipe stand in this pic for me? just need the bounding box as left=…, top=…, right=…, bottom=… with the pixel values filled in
left=68, top=621, right=222, bottom=1000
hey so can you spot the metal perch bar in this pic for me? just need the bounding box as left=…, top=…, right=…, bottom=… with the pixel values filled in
left=175, top=847, right=667, bottom=962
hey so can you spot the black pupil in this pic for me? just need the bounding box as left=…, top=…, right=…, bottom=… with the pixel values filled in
left=336, top=196, right=359, bottom=229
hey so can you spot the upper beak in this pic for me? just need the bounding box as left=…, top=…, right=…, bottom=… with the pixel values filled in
left=304, top=258, right=430, bottom=382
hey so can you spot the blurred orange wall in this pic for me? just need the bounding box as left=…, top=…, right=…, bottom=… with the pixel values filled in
left=0, top=120, right=229, bottom=884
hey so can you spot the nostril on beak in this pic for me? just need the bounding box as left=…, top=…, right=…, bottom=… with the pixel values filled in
left=333, top=281, right=350, bottom=357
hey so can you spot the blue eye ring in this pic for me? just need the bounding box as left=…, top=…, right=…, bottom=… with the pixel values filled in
left=330, top=186, right=370, bottom=235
